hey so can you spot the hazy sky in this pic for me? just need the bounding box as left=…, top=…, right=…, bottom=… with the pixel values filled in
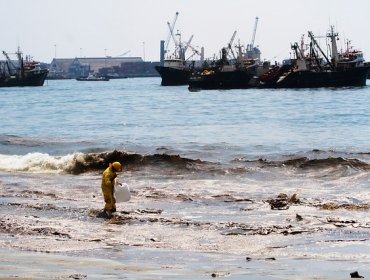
left=2, top=0, right=370, bottom=63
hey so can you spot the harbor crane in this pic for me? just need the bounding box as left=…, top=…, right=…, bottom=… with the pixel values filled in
left=164, top=12, right=200, bottom=60
left=118, top=50, right=131, bottom=57
left=247, top=17, right=259, bottom=51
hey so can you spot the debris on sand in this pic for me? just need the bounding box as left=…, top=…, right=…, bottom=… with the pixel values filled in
left=68, top=274, right=87, bottom=279
left=107, top=215, right=134, bottom=225
left=320, top=202, right=370, bottom=211
left=296, top=214, right=303, bottom=221
left=245, top=256, right=276, bottom=262
left=212, top=194, right=254, bottom=203
left=350, top=271, right=364, bottom=278
left=210, top=271, right=230, bottom=278
left=266, top=193, right=300, bottom=210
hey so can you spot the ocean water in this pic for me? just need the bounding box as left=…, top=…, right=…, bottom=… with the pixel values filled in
left=2, top=79, right=370, bottom=158
left=1, top=78, right=370, bottom=279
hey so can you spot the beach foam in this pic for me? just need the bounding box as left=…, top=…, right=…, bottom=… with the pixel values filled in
left=0, top=152, right=80, bottom=173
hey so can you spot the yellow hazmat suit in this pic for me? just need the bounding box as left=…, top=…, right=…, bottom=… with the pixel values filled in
left=101, top=162, right=122, bottom=213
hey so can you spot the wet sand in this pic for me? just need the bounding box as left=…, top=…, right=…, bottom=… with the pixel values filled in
left=1, top=166, right=370, bottom=279
left=1, top=243, right=369, bottom=279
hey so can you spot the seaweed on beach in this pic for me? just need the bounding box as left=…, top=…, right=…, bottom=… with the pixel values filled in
left=0, top=217, right=71, bottom=238
left=266, top=193, right=300, bottom=210
left=319, top=202, right=370, bottom=211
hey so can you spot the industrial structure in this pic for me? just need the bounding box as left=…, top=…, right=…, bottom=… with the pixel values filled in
left=245, top=17, right=261, bottom=60
left=48, top=56, right=160, bottom=79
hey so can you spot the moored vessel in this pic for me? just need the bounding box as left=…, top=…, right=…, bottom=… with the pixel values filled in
left=188, top=46, right=260, bottom=90
left=76, top=73, right=109, bottom=81
left=0, top=48, right=48, bottom=87
left=155, top=58, right=194, bottom=86
left=188, top=19, right=270, bottom=91
left=259, top=27, right=369, bottom=88
left=155, top=12, right=202, bottom=86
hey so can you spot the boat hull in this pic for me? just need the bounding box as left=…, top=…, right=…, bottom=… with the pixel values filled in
left=188, top=70, right=255, bottom=90
left=76, top=77, right=109, bottom=81
left=0, top=70, right=48, bottom=87
left=155, top=66, right=192, bottom=86
left=269, top=66, right=369, bottom=88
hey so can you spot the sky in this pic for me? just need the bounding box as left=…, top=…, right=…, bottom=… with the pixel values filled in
left=2, top=0, right=370, bottom=64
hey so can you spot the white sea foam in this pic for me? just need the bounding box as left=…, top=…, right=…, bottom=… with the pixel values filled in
left=0, top=152, right=82, bottom=173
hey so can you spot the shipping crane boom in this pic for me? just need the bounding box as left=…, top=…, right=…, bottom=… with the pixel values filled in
left=228, top=31, right=237, bottom=49
left=2, top=51, right=17, bottom=69
left=165, top=12, right=179, bottom=51
left=248, top=17, right=259, bottom=51
left=167, top=23, right=178, bottom=50
left=183, top=34, right=193, bottom=53
left=227, top=31, right=237, bottom=59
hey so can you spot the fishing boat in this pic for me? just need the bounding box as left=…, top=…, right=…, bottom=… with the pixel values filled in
left=155, top=12, right=202, bottom=86
left=155, top=58, right=194, bottom=86
left=188, top=21, right=270, bottom=91
left=188, top=17, right=271, bottom=91
left=259, top=27, right=369, bottom=88
left=0, top=48, right=48, bottom=87
left=188, top=46, right=260, bottom=90
left=76, top=73, right=109, bottom=81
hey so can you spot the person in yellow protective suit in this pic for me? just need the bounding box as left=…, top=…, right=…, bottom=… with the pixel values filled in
left=101, top=161, right=122, bottom=216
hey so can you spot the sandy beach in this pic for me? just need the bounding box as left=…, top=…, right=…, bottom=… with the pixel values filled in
left=1, top=165, right=370, bottom=279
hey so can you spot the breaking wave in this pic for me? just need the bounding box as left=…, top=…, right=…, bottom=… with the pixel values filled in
left=0, top=150, right=207, bottom=174
left=0, top=153, right=79, bottom=173
left=1, top=149, right=370, bottom=175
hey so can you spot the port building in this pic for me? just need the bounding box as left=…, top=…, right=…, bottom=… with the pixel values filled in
left=48, top=56, right=160, bottom=79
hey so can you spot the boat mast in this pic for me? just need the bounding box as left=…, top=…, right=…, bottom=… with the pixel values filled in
left=291, top=43, right=300, bottom=59
left=308, top=31, right=334, bottom=70
left=16, top=46, right=25, bottom=79
left=327, top=26, right=339, bottom=67
left=175, top=30, right=184, bottom=60
left=299, top=34, right=306, bottom=58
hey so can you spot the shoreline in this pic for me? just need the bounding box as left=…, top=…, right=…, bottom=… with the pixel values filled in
left=1, top=159, right=370, bottom=279
left=0, top=246, right=368, bottom=279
